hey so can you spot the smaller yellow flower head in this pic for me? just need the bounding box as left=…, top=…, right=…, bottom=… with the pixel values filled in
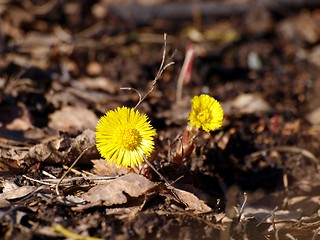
left=95, top=107, right=156, bottom=168
left=188, top=94, right=224, bottom=132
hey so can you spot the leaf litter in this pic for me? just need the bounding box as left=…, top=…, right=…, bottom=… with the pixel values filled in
left=1, top=0, right=320, bottom=239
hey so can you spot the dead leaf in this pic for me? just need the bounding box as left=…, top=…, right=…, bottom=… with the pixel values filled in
left=222, top=93, right=271, bottom=114
left=86, top=62, right=102, bottom=76
left=307, top=45, right=320, bottom=68
left=306, top=107, right=320, bottom=125
left=0, top=185, right=37, bottom=201
left=0, top=156, right=23, bottom=178
left=82, top=173, right=155, bottom=206
left=170, top=187, right=212, bottom=213
left=2, top=180, right=19, bottom=192
left=277, top=11, right=320, bottom=44
left=80, top=77, right=118, bottom=94
left=241, top=207, right=273, bottom=222
left=289, top=195, right=320, bottom=216
left=6, top=102, right=33, bottom=131
left=26, top=129, right=98, bottom=165
left=56, top=195, right=86, bottom=206
left=49, top=106, right=98, bottom=132
left=0, top=198, right=10, bottom=208
left=91, top=159, right=130, bottom=176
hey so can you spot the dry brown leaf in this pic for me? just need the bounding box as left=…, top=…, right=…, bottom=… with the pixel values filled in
left=82, top=173, right=155, bottom=206
left=2, top=180, right=20, bottom=192
left=48, top=106, right=98, bottom=132
left=171, top=187, right=212, bottom=213
left=0, top=198, right=10, bottom=208
left=306, top=107, right=320, bottom=125
left=289, top=195, right=320, bottom=216
left=5, top=102, right=33, bottom=131
left=26, top=129, right=98, bottom=165
left=0, top=156, right=23, bottom=178
left=277, top=11, right=320, bottom=44
left=307, top=45, right=320, bottom=68
left=0, top=185, right=37, bottom=201
left=91, top=159, right=130, bottom=176
left=56, top=195, right=86, bottom=206
left=222, top=93, right=271, bottom=114
left=80, top=77, right=118, bottom=94
left=214, top=212, right=226, bottom=222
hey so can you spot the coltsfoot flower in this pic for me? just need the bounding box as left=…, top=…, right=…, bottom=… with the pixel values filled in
left=95, top=107, right=156, bottom=168
left=188, top=94, right=224, bottom=132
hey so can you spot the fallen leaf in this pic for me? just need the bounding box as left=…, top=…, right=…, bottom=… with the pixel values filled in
left=82, top=173, right=155, bottom=206
left=289, top=195, right=320, bottom=216
left=26, top=129, right=98, bottom=165
left=277, top=11, right=320, bottom=44
left=222, top=93, right=271, bottom=114
left=170, top=187, right=212, bottom=213
left=0, top=197, right=10, bottom=208
left=91, top=159, right=130, bottom=176
left=0, top=185, right=37, bottom=201
left=2, top=180, right=19, bottom=192
left=56, top=195, right=86, bottom=206
left=80, top=77, right=118, bottom=94
left=6, top=102, right=33, bottom=131
left=306, top=107, right=320, bottom=125
left=307, top=45, right=320, bottom=68
left=0, top=157, right=23, bottom=178
left=49, top=106, right=98, bottom=132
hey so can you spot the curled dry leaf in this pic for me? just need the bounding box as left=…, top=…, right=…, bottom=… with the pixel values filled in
left=170, top=187, right=212, bottom=213
left=82, top=173, right=155, bottom=207
left=26, top=129, right=99, bottom=165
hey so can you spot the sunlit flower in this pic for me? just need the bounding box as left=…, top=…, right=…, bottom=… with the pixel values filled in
left=188, top=94, right=224, bottom=132
left=95, top=107, right=156, bottom=168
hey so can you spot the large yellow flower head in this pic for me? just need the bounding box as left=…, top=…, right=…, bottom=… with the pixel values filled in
left=95, top=107, right=156, bottom=168
left=188, top=94, right=224, bottom=132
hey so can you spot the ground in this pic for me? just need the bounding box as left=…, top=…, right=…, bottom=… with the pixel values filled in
left=1, top=0, right=320, bottom=239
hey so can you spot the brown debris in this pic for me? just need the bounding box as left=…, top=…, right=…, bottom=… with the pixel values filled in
left=1, top=0, right=320, bottom=239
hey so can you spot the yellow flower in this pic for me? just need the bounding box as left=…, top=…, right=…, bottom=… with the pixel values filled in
left=95, top=107, right=156, bottom=168
left=188, top=94, right=224, bottom=132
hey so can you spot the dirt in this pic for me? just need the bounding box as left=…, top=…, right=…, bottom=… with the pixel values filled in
left=1, top=0, right=320, bottom=239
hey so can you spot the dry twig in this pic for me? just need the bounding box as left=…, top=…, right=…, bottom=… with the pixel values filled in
left=121, top=33, right=174, bottom=110
left=55, top=145, right=95, bottom=195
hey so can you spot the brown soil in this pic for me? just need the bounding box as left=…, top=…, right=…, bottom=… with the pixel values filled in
left=1, top=1, right=320, bottom=239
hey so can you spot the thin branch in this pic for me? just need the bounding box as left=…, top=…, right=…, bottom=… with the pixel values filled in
left=142, top=155, right=186, bottom=207
left=43, top=175, right=119, bottom=184
left=55, top=144, right=95, bottom=195
left=239, top=192, right=247, bottom=217
left=142, top=155, right=171, bottom=186
left=120, top=87, right=142, bottom=107
left=121, top=33, right=174, bottom=110
left=22, top=175, right=55, bottom=186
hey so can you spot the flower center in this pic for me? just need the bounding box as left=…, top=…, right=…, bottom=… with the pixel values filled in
left=117, top=127, right=142, bottom=150
left=197, top=108, right=211, bottom=123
